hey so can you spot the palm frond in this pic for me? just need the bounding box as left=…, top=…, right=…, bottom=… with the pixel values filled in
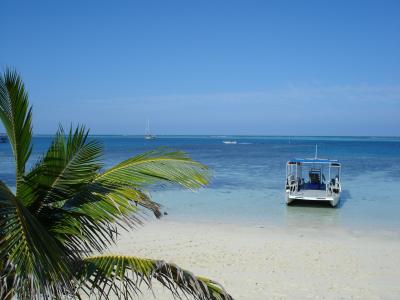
left=21, top=125, right=102, bottom=208
left=0, top=70, right=232, bottom=300
left=112, top=186, right=162, bottom=218
left=0, top=68, right=32, bottom=193
left=50, top=184, right=160, bottom=254
left=96, top=149, right=211, bottom=190
left=46, top=149, right=210, bottom=255
left=80, top=255, right=233, bottom=300
left=0, top=181, right=76, bottom=299
left=50, top=184, right=141, bottom=254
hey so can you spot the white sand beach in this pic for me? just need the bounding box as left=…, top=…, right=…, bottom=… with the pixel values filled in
left=110, top=220, right=400, bottom=300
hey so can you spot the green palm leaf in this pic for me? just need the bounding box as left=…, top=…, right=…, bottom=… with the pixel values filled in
left=50, top=184, right=142, bottom=254
left=0, top=181, right=75, bottom=299
left=0, top=69, right=32, bottom=194
left=96, top=149, right=211, bottom=190
left=50, top=185, right=160, bottom=254
left=80, top=255, right=233, bottom=300
left=0, top=69, right=233, bottom=300
left=22, top=125, right=102, bottom=208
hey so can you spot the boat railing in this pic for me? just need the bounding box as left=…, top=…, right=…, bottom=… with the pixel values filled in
left=286, top=171, right=340, bottom=198
left=287, top=176, right=335, bottom=198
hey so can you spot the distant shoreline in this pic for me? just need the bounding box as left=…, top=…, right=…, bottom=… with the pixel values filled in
left=26, top=134, right=400, bottom=139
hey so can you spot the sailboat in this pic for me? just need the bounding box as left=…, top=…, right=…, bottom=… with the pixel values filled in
left=144, top=120, right=156, bottom=140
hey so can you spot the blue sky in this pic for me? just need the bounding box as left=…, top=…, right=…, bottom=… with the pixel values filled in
left=1, top=0, right=400, bottom=135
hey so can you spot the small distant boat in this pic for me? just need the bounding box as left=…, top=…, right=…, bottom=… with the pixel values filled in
left=223, top=140, right=237, bottom=144
left=285, top=145, right=342, bottom=207
left=144, top=120, right=156, bottom=140
left=0, top=133, right=7, bottom=143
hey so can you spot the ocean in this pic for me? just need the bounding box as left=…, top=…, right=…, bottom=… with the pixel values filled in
left=1, top=136, right=400, bottom=231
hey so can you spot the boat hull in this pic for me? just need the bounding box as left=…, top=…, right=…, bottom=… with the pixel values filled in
left=286, top=191, right=340, bottom=207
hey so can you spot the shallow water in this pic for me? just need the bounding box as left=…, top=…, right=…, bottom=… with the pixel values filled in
left=1, top=136, right=400, bottom=231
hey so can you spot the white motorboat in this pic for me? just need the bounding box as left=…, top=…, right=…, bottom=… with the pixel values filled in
left=285, top=147, right=341, bottom=207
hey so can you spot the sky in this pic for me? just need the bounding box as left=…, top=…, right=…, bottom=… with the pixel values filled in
left=1, top=0, right=400, bottom=135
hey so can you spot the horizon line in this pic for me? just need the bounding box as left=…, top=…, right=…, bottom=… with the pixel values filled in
left=25, top=134, right=400, bottom=138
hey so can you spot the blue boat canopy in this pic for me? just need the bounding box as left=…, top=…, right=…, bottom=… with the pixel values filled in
left=288, top=158, right=340, bottom=165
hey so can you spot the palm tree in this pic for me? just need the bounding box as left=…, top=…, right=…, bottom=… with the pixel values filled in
left=0, top=69, right=233, bottom=300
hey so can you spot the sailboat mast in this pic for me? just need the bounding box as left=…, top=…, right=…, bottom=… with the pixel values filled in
left=144, top=119, right=156, bottom=139
left=145, top=120, right=150, bottom=135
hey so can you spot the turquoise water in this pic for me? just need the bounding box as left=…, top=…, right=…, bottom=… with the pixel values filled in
left=1, top=136, right=400, bottom=231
